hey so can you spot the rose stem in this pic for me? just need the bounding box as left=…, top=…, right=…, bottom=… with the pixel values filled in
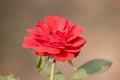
left=50, top=60, right=56, bottom=80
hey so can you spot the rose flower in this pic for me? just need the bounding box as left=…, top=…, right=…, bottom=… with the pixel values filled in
left=23, top=16, right=86, bottom=62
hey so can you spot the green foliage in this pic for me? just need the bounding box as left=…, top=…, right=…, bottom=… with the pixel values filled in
left=36, top=56, right=46, bottom=73
left=0, top=75, right=19, bottom=80
left=54, top=72, right=66, bottom=80
left=71, top=59, right=112, bottom=80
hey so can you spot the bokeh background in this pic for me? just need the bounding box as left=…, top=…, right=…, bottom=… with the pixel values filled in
left=0, top=0, right=120, bottom=80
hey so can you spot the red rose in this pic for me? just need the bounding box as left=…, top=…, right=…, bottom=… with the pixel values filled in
left=23, top=16, right=86, bottom=62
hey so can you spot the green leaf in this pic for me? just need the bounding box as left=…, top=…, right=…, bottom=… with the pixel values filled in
left=36, top=56, right=46, bottom=73
left=54, top=72, right=66, bottom=80
left=71, top=59, right=112, bottom=80
left=68, top=60, right=77, bottom=70
left=0, top=75, right=19, bottom=80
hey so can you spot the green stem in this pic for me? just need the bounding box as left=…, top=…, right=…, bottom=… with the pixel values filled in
left=50, top=60, right=56, bottom=80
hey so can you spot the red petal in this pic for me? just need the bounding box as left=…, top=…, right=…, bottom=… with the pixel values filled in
left=54, top=17, right=66, bottom=32
left=67, top=26, right=83, bottom=42
left=35, top=45, right=61, bottom=54
left=22, top=36, right=39, bottom=48
left=64, top=20, right=72, bottom=34
left=36, top=20, right=49, bottom=34
left=36, top=20, right=44, bottom=28
left=71, top=25, right=83, bottom=34
left=52, top=51, right=75, bottom=62
left=64, top=46, right=81, bottom=52
left=45, top=16, right=58, bottom=32
left=67, top=37, right=86, bottom=47
left=36, top=52, right=49, bottom=56
left=27, top=29, right=40, bottom=36
left=45, top=16, right=67, bottom=32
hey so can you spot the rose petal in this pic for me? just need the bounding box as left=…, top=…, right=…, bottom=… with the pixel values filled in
left=22, top=36, right=39, bottom=48
left=67, top=26, right=83, bottom=42
left=67, top=36, right=86, bottom=47
left=36, top=20, right=49, bottom=34
left=36, top=52, right=49, bottom=56
left=64, top=46, right=81, bottom=52
left=45, top=16, right=58, bottom=32
left=67, top=35, right=78, bottom=42
left=45, top=16, right=69, bottom=32
left=27, top=29, right=40, bottom=36
left=36, top=20, right=44, bottom=28
left=52, top=51, right=75, bottom=62
left=54, top=17, right=66, bottom=32
left=63, top=20, right=72, bottom=34
left=35, top=45, right=61, bottom=54
left=71, top=25, right=83, bottom=34
left=74, top=51, right=80, bottom=57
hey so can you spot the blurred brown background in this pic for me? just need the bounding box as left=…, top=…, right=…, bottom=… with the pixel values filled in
left=0, top=0, right=120, bottom=80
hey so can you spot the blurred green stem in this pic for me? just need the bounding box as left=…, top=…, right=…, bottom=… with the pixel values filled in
left=50, top=60, right=56, bottom=80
